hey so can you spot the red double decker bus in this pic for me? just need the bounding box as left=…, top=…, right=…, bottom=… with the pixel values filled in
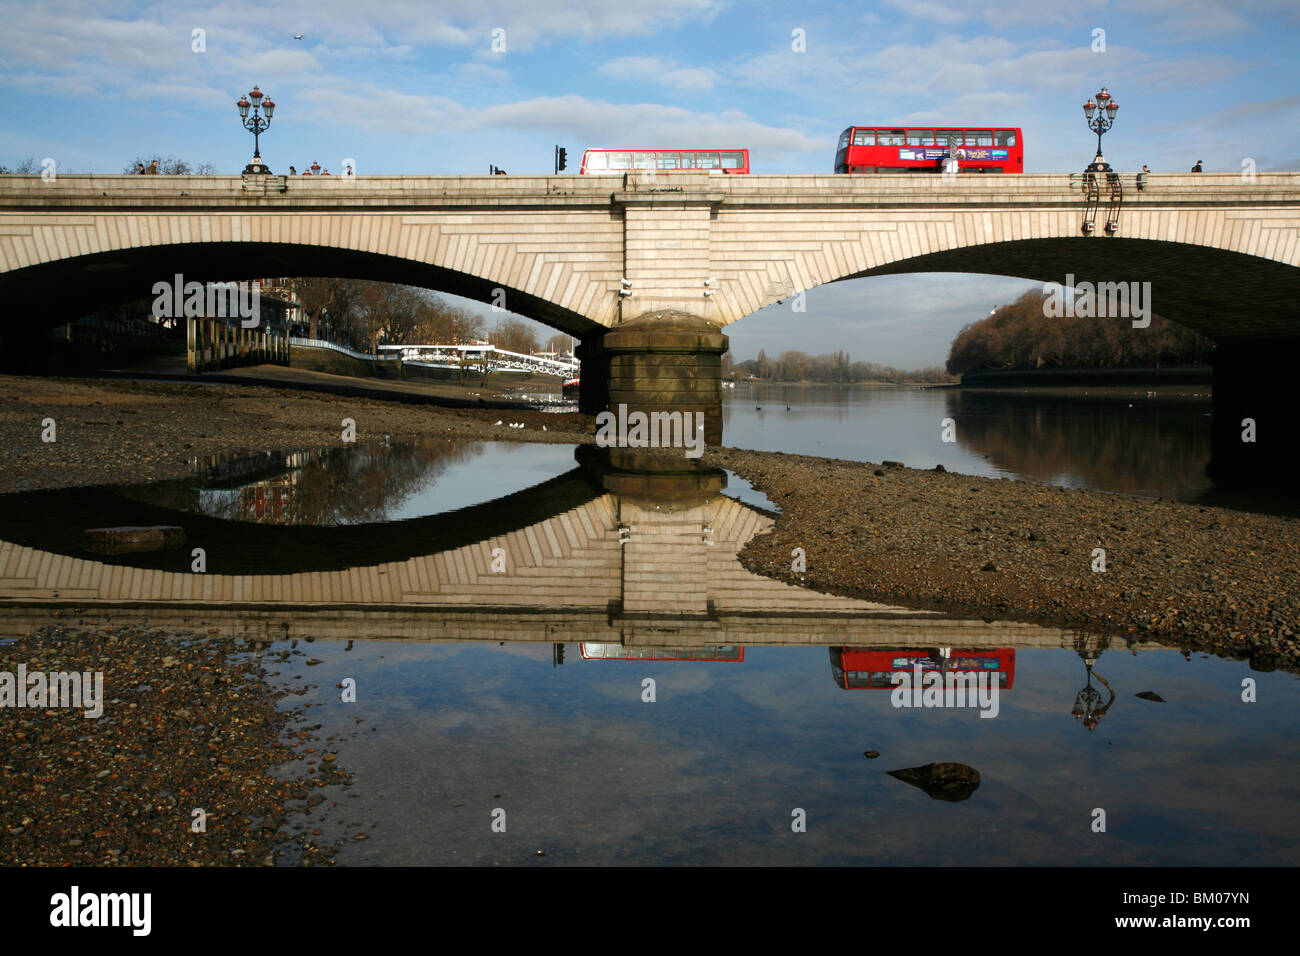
left=829, top=647, right=1015, bottom=690
left=834, top=126, right=1023, bottom=174
left=580, top=148, right=750, bottom=174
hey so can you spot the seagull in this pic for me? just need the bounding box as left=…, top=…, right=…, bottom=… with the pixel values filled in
left=293, top=33, right=304, bottom=40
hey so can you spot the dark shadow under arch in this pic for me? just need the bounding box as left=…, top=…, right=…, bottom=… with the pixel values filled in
left=0, top=463, right=605, bottom=575
left=0, top=241, right=606, bottom=339
left=820, top=238, right=1300, bottom=345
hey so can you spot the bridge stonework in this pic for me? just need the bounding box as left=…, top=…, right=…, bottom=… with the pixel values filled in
left=1, top=172, right=1298, bottom=479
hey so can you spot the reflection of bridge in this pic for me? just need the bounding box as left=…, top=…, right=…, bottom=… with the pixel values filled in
left=376, top=343, right=579, bottom=377
left=0, top=449, right=1105, bottom=648
left=2, top=172, right=1298, bottom=474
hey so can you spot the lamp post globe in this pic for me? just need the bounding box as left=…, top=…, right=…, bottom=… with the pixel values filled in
left=238, top=85, right=275, bottom=174
left=1083, top=86, right=1119, bottom=172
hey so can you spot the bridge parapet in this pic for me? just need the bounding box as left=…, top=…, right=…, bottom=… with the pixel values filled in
left=2, top=172, right=1296, bottom=210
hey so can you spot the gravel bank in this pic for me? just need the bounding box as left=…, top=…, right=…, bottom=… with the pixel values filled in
left=0, top=622, right=357, bottom=866
left=704, top=447, right=1300, bottom=671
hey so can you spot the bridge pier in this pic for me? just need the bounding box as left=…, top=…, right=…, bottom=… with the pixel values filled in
left=576, top=312, right=728, bottom=447
left=1208, top=343, right=1300, bottom=488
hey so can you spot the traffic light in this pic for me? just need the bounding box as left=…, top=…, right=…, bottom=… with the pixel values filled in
left=555, top=145, right=567, bottom=173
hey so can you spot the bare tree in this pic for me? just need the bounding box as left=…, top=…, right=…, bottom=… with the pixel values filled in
left=292, top=277, right=363, bottom=343
left=122, top=155, right=217, bottom=174
left=490, top=316, right=540, bottom=354
left=0, top=157, right=38, bottom=174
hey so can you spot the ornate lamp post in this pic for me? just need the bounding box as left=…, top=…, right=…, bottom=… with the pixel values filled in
left=1082, top=86, right=1119, bottom=172
left=1069, top=635, right=1115, bottom=731
left=237, top=85, right=276, bottom=174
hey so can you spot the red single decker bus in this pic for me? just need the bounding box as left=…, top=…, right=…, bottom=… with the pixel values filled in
left=829, top=647, right=1016, bottom=690
left=580, top=148, right=750, bottom=174
left=835, top=126, right=1023, bottom=174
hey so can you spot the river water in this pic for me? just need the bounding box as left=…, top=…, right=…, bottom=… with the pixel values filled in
left=2, top=431, right=1297, bottom=866
left=724, top=382, right=1297, bottom=515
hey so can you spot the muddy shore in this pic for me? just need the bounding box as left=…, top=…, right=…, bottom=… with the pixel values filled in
left=0, top=374, right=588, bottom=493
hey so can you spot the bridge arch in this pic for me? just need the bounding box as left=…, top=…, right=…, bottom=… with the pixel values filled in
left=0, top=239, right=608, bottom=340
left=727, top=239, right=1300, bottom=345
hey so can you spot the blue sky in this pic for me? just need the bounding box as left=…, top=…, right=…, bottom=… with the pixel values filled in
left=2, top=0, right=1297, bottom=367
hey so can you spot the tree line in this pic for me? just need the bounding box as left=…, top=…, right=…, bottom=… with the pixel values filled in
left=729, top=349, right=953, bottom=384
left=946, top=289, right=1212, bottom=375
left=286, top=278, right=565, bottom=356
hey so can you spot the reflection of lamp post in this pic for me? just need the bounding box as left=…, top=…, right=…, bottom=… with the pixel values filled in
left=237, top=85, right=276, bottom=174
left=1082, top=86, right=1119, bottom=172
left=1071, top=635, right=1115, bottom=731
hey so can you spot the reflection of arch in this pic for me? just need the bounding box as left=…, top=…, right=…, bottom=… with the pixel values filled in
left=0, top=465, right=605, bottom=573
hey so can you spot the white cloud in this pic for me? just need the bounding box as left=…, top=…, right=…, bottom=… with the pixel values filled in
left=191, top=0, right=725, bottom=51
left=236, top=49, right=324, bottom=77
left=293, top=83, right=824, bottom=157
left=883, top=0, right=970, bottom=26
left=598, top=55, right=720, bottom=92
left=456, top=62, right=513, bottom=85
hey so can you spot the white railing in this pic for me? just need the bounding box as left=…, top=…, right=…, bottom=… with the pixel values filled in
left=290, top=337, right=400, bottom=361
left=292, top=338, right=580, bottom=375
left=377, top=343, right=579, bottom=376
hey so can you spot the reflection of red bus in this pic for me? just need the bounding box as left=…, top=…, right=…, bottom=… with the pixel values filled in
left=829, top=647, right=1015, bottom=690
left=580, top=149, right=750, bottom=174
left=834, top=127, right=1023, bottom=174
left=581, top=644, right=744, bottom=662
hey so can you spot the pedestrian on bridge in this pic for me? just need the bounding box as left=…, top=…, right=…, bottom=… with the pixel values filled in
left=1191, top=160, right=1203, bottom=172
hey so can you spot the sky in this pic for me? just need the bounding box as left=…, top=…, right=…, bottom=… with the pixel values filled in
left=2, top=0, right=1297, bottom=368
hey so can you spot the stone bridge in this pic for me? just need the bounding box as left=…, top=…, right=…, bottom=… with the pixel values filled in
left=1, top=171, right=1298, bottom=477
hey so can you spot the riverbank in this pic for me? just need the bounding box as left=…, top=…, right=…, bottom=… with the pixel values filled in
left=705, top=446, right=1298, bottom=670
left=0, top=373, right=588, bottom=493
left=0, top=621, right=358, bottom=865
left=1, top=373, right=1296, bottom=671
